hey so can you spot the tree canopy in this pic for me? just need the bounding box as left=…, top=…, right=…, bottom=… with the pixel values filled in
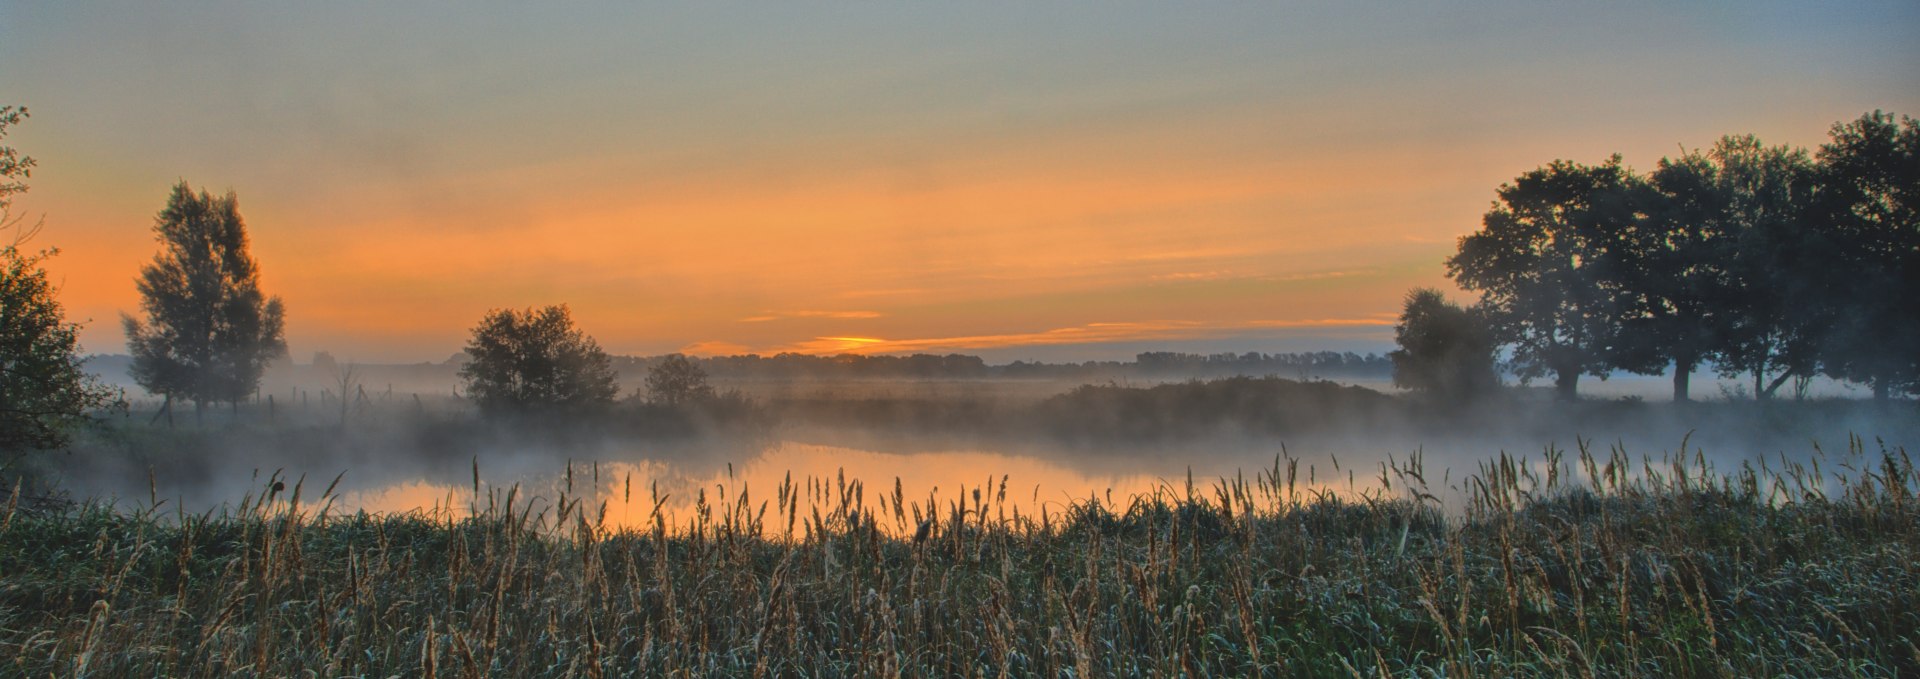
left=1812, top=111, right=1920, bottom=399
left=1447, top=156, right=1647, bottom=400
left=1615, top=135, right=1820, bottom=401
left=123, top=183, right=287, bottom=417
left=0, top=243, right=118, bottom=451
left=1388, top=288, right=1498, bottom=399
left=644, top=354, right=714, bottom=407
left=459, top=305, right=619, bottom=413
left=0, top=105, right=119, bottom=451
left=1445, top=111, right=1917, bottom=401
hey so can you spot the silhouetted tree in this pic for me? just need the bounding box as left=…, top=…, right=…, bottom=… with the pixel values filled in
left=1619, top=150, right=1725, bottom=401
left=0, top=106, right=30, bottom=200
left=310, top=350, right=338, bottom=375
left=0, top=106, right=118, bottom=451
left=123, top=183, right=287, bottom=420
left=1679, top=136, right=1825, bottom=401
left=331, top=361, right=360, bottom=427
left=459, top=305, right=618, bottom=413
left=1448, top=157, right=1647, bottom=399
left=645, top=354, right=714, bottom=406
left=0, top=244, right=117, bottom=451
left=1388, top=288, right=1498, bottom=398
left=1619, top=136, right=1816, bottom=401
left=1811, top=111, right=1920, bottom=400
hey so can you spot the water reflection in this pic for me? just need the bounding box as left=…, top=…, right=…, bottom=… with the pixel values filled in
left=87, top=399, right=1913, bottom=533
left=337, top=479, right=472, bottom=518
left=332, top=441, right=1341, bottom=535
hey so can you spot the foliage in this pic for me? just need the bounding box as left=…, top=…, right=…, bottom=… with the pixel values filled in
left=0, top=106, right=118, bottom=453
left=1446, top=114, right=1919, bottom=401
left=1, top=443, right=1913, bottom=676
left=1700, top=137, right=1824, bottom=398
left=122, top=182, right=287, bottom=413
left=1388, top=287, right=1499, bottom=398
left=459, top=305, right=619, bottom=413
left=1626, top=136, right=1819, bottom=401
left=643, top=353, right=714, bottom=406
left=1630, top=149, right=1732, bottom=399
left=1447, top=157, right=1648, bottom=399
left=0, top=106, right=34, bottom=200
left=0, top=245, right=120, bottom=453
left=1811, top=111, right=1920, bottom=399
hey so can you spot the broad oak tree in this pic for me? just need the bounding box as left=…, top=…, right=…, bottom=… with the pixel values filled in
left=1447, top=157, right=1647, bottom=400
left=1812, top=111, right=1920, bottom=400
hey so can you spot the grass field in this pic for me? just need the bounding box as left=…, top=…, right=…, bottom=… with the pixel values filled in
left=3, top=438, right=1915, bottom=677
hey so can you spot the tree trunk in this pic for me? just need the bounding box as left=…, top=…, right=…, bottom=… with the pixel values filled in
left=1554, top=370, right=1579, bottom=401
left=149, top=395, right=174, bottom=427
left=1672, top=356, right=1695, bottom=402
left=1761, top=371, right=1793, bottom=400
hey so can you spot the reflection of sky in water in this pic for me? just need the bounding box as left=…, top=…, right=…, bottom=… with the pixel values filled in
left=336, top=480, right=473, bottom=519
left=80, top=398, right=1911, bottom=531
left=331, top=442, right=1354, bottom=535
left=321, top=421, right=1914, bottom=534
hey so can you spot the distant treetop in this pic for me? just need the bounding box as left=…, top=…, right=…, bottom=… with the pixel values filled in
left=459, top=305, right=619, bottom=413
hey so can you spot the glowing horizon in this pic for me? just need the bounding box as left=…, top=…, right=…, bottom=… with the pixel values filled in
left=3, top=3, right=1914, bottom=363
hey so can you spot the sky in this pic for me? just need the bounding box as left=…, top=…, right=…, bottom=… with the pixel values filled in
left=2, top=2, right=1915, bottom=363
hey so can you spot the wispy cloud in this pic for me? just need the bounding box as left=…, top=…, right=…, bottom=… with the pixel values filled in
left=739, top=310, right=885, bottom=323
left=679, top=340, right=754, bottom=356
left=1260, top=269, right=1373, bottom=282
left=835, top=288, right=931, bottom=300
left=1141, top=267, right=1377, bottom=285
left=1149, top=270, right=1233, bottom=281
left=1118, top=248, right=1251, bottom=264
left=750, top=317, right=1397, bottom=356
left=1241, top=317, right=1397, bottom=329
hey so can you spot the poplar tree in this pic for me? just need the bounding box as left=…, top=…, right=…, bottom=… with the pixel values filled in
left=123, top=182, right=286, bottom=420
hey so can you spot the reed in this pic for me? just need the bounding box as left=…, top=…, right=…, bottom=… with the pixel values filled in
left=2, top=439, right=1914, bottom=677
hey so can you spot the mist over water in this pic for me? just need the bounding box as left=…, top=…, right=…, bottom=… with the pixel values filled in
left=45, top=368, right=1917, bottom=534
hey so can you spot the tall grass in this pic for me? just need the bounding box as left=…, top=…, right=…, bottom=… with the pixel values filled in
left=3, top=438, right=1915, bottom=677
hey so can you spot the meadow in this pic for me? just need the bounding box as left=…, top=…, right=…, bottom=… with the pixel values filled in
left=3, top=431, right=1915, bottom=677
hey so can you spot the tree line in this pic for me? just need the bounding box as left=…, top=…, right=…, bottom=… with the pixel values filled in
left=614, top=350, right=1389, bottom=381
left=1130, top=351, right=1389, bottom=378
left=1394, top=111, right=1917, bottom=402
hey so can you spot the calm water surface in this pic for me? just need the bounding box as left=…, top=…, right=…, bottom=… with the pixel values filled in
left=332, top=441, right=1346, bottom=535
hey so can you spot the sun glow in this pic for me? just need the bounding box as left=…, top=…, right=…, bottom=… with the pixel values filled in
left=7, top=3, right=1910, bottom=361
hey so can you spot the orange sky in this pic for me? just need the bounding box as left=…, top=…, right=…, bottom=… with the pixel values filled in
left=3, top=3, right=1915, bottom=362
